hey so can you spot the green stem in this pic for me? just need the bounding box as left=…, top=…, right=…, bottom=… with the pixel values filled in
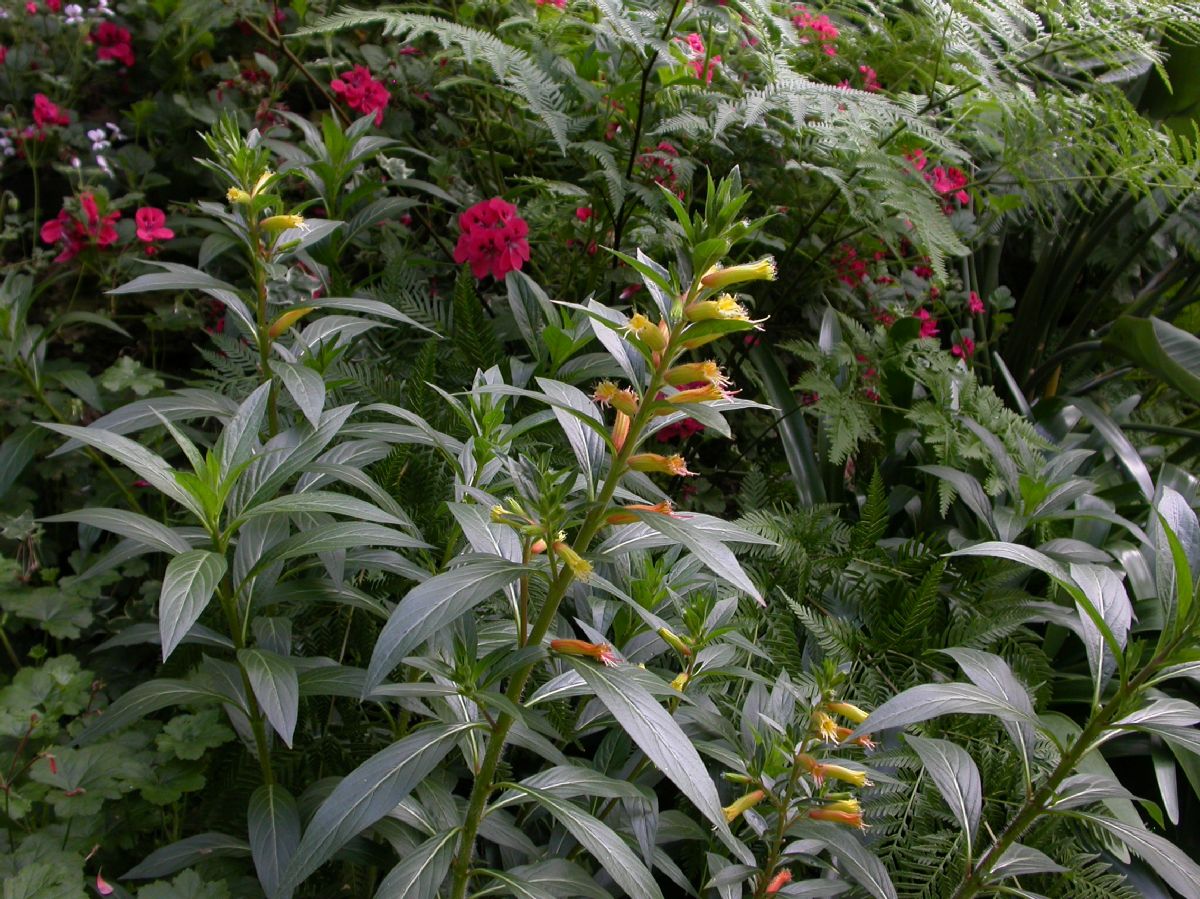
left=447, top=362, right=669, bottom=899
left=949, top=637, right=1187, bottom=899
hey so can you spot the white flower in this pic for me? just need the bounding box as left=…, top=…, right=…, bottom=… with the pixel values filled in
left=96, top=155, right=113, bottom=177
left=105, top=121, right=124, bottom=140
left=64, top=4, right=84, bottom=24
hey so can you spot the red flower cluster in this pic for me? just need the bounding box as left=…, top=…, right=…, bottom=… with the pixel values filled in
left=792, top=5, right=839, bottom=55
left=952, top=336, right=976, bottom=358
left=635, top=141, right=682, bottom=196
left=915, top=307, right=938, bottom=339
left=331, top=66, right=390, bottom=127
left=93, top=22, right=135, bottom=67
left=968, top=291, right=985, bottom=314
left=859, top=65, right=881, bottom=92
left=906, top=149, right=970, bottom=210
left=135, top=207, right=174, bottom=255
left=831, top=243, right=868, bottom=287
left=681, top=33, right=721, bottom=84
left=32, top=94, right=69, bottom=131
left=41, top=193, right=120, bottom=263
left=453, top=197, right=531, bottom=280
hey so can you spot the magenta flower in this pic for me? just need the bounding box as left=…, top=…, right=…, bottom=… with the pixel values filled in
left=915, top=308, right=939, bottom=339
left=952, top=337, right=976, bottom=358
left=32, top=94, right=70, bottom=129
left=94, top=22, right=135, bottom=67
left=453, top=197, right=531, bottom=280
left=331, top=65, right=390, bottom=126
left=967, top=291, right=985, bottom=314
left=575, top=206, right=593, bottom=222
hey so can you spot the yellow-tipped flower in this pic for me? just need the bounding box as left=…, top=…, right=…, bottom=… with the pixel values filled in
left=685, top=294, right=752, bottom=323
left=797, top=753, right=869, bottom=787
left=813, top=711, right=841, bottom=742
left=550, top=639, right=619, bottom=667
left=657, top=626, right=692, bottom=657
left=605, top=501, right=674, bottom=526
left=826, top=701, right=870, bottom=725
left=723, top=789, right=766, bottom=823
left=665, top=360, right=730, bottom=388
left=593, top=381, right=640, bottom=417
left=626, top=312, right=668, bottom=352
left=612, top=411, right=630, bottom=452
left=260, top=214, right=305, bottom=234
left=267, top=306, right=315, bottom=338
left=227, top=187, right=252, bottom=204
left=553, top=540, right=593, bottom=581
left=629, top=453, right=695, bottom=477
left=700, top=257, right=777, bottom=290
left=667, top=383, right=732, bottom=405
left=670, top=671, right=690, bottom=692
left=808, top=805, right=867, bottom=829
left=827, top=798, right=863, bottom=815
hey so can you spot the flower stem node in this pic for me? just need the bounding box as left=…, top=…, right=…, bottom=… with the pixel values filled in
left=550, top=639, right=619, bottom=667
left=629, top=453, right=695, bottom=477
left=723, top=789, right=766, bottom=823
left=700, top=257, right=777, bottom=290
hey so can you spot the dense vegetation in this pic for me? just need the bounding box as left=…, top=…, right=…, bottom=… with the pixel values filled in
left=2, top=1, right=1200, bottom=897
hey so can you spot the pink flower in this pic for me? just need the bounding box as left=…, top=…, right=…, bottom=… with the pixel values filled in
left=967, top=291, right=985, bottom=314
left=859, top=65, right=880, bottom=92
left=792, top=5, right=839, bottom=55
left=47, top=0, right=60, bottom=10
left=680, top=33, right=720, bottom=83
left=32, top=94, right=70, bottom=129
left=135, top=207, right=174, bottom=253
left=915, top=308, right=938, bottom=339
left=41, top=193, right=120, bottom=262
left=453, top=197, right=531, bottom=280
left=0, top=47, right=7, bottom=65
left=575, top=206, right=593, bottom=222
left=96, top=872, right=114, bottom=896
left=536, top=0, right=566, bottom=6
left=25, top=2, right=37, bottom=14
left=952, top=337, right=976, bottom=358
left=94, top=22, right=135, bottom=67
left=330, top=65, right=390, bottom=126
left=931, top=166, right=970, bottom=206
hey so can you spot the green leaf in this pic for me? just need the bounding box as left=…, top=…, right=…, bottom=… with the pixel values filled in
left=479, top=860, right=612, bottom=899
left=238, top=649, right=300, bottom=747
left=248, top=784, right=300, bottom=899
left=99, top=356, right=165, bottom=396
left=41, top=508, right=191, bottom=556
left=906, top=735, right=982, bottom=843
left=242, top=491, right=410, bottom=527
left=535, top=378, right=606, bottom=493
left=1104, top=315, right=1200, bottom=403
left=160, top=551, right=228, bottom=661
left=748, top=342, right=824, bottom=506
left=1069, top=397, right=1155, bottom=503
left=0, top=426, right=43, bottom=499
left=791, top=821, right=897, bottom=899
left=246, top=522, right=429, bottom=584
left=941, top=648, right=1036, bottom=778
left=364, top=559, right=529, bottom=694
left=77, top=679, right=221, bottom=745
left=270, top=361, right=326, bottom=429
left=279, top=723, right=475, bottom=892
left=373, top=828, right=458, bottom=899
left=502, top=784, right=663, bottom=899
left=108, top=262, right=239, bottom=296
left=1075, top=812, right=1200, bottom=897
left=569, top=660, right=753, bottom=865
left=630, top=510, right=762, bottom=604
left=1070, top=563, right=1132, bottom=700
left=307, top=296, right=438, bottom=335
left=123, top=833, right=251, bottom=879
left=216, top=382, right=272, bottom=475
left=851, top=683, right=1038, bottom=740
left=989, top=843, right=1066, bottom=879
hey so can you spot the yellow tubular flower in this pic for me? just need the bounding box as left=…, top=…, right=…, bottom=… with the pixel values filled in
left=723, top=789, right=766, bottom=823
left=670, top=671, right=690, bottom=692
left=699, top=257, right=777, bottom=290
left=227, top=188, right=252, bottom=204
left=685, top=294, right=751, bottom=323
left=549, top=639, right=619, bottom=667
left=813, top=711, right=841, bottom=742
left=808, top=807, right=867, bottom=829
left=260, top=214, right=305, bottom=234
left=820, top=763, right=872, bottom=789
left=611, top=411, right=630, bottom=452
left=667, top=383, right=729, bottom=405
left=628, top=453, right=695, bottom=477
left=657, top=626, right=692, bottom=657
left=627, top=312, right=668, bottom=352
left=605, top=501, right=674, bottom=526
left=827, top=798, right=862, bottom=815
left=552, top=541, right=593, bottom=581
left=593, top=382, right=639, bottom=416
left=826, top=701, right=870, bottom=724
left=665, top=360, right=729, bottom=387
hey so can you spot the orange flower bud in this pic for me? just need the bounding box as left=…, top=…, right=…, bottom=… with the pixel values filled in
left=765, top=870, right=793, bottom=894
left=611, top=411, right=630, bottom=451
left=267, top=306, right=315, bottom=338
left=723, top=789, right=766, bottom=823
left=550, top=639, right=619, bottom=667
left=605, top=501, right=674, bottom=525
left=808, top=806, right=866, bottom=829
left=629, top=453, right=695, bottom=476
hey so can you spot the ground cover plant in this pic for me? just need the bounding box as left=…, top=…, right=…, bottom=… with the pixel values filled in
left=2, top=1, right=1200, bottom=897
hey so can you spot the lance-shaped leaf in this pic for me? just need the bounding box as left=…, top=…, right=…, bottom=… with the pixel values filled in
left=941, top=648, right=1036, bottom=777
left=536, top=378, right=606, bottom=493
left=76, top=678, right=221, bottom=745
left=248, top=784, right=300, bottom=899
left=790, top=821, right=897, bottom=899
left=1075, top=812, right=1200, bottom=898
left=906, top=735, right=981, bottom=843
left=1070, top=563, right=1132, bottom=700
left=989, top=843, right=1066, bottom=879
left=242, top=491, right=410, bottom=527
left=123, top=833, right=250, bottom=879
left=851, top=683, right=1037, bottom=741
left=238, top=649, right=300, bottom=747
left=364, top=558, right=529, bottom=694
left=569, top=659, right=753, bottom=864
left=160, top=551, right=227, bottom=661
left=373, top=829, right=458, bottom=899
left=482, top=859, right=612, bottom=899
left=502, top=784, right=663, bottom=899
left=245, top=522, right=429, bottom=584
left=270, top=360, right=326, bottom=429
left=279, top=723, right=475, bottom=892
left=1050, top=773, right=1137, bottom=810
left=1103, top=315, right=1200, bottom=404
left=41, top=508, right=191, bottom=556
left=630, top=510, right=762, bottom=604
